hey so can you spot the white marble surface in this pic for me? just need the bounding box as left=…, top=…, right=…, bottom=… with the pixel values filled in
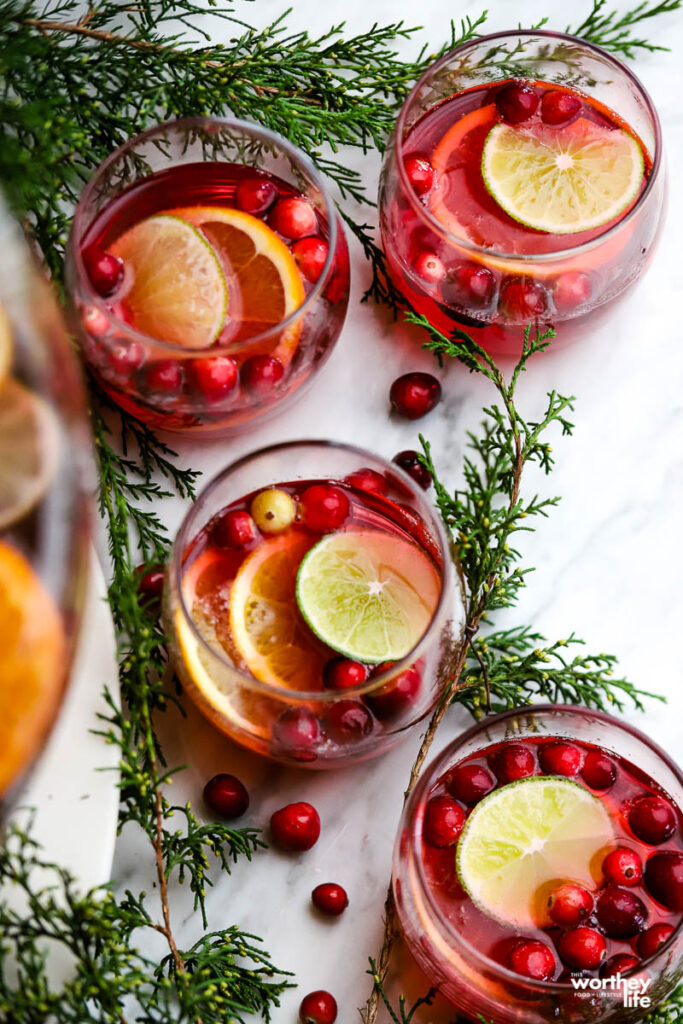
left=109, top=2, right=683, bottom=1020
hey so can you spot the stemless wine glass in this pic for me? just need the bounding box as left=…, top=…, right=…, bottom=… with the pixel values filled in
left=66, top=117, right=350, bottom=436
left=379, top=31, right=666, bottom=356
left=165, top=440, right=463, bottom=768
left=0, top=202, right=91, bottom=812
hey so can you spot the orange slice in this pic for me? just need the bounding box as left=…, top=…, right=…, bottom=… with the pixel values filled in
left=0, top=378, right=60, bottom=531
left=0, top=303, right=13, bottom=388
left=0, top=540, right=66, bottom=796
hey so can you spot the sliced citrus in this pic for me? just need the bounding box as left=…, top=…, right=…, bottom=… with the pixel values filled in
left=0, top=378, right=59, bottom=530
left=111, top=214, right=227, bottom=348
left=456, top=776, right=614, bottom=928
left=0, top=540, right=66, bottom=796
left=296, top=530, right=441, bottom=664
left=0, top=303, right=13, bottom=388
left=481, top=120, right=644, bottom=235
left=172, top=206, right=306, bottom=362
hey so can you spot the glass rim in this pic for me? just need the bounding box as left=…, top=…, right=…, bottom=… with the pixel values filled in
left=170, top=437, right=459, bottom=702
left=407, top=703, right=683, bottom=991
left=68, top=115, right=340, bottom=355
left=394, top=29, right=663, bottom=264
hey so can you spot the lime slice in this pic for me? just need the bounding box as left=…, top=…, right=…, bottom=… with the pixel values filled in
left=456, top=776, right=614, bottom=928
left=0, top=378, right=59, bottom=530
left=295, top=529, right=441, bottom=663
left=111, top=214, right=227, bottom=348
left=481, top=120, right=644, bottom=234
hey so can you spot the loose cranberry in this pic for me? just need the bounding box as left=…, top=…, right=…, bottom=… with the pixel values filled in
left=442, top=264, right=496, bottom=310
left=644, top=851, right=683, bottom=911
left=499, top=277, right=549, bottom=321
left=81, top=304, right=111, bottom=339
left=83, top=245, right=124, bottom=297
left=553, top=271, right=592, bottom=312
left=235, top=177, right=278, bottom=216
left=390, top=372, right=441, bottom=420
left=300, top=484, right=349, bottom=532
left=271, top=197, right=317, bottom=239
left=292, top=237, right=329, bottom=283
left=135, top=565, right=165, bottom=608
left=595, top=886, right=647, bottom=938
left=108, top=340, right=145, bottom=379
left=365, top=666, right=420, bottom=720
left=541, top=90, right=582, bottom=127
left=271, top=801, right=320, bottom=852
left=600, top=954, right=640, bottom=979
left=602, top=848, right=643, bottom=887
left=145, top=359, right=183, bottom=396
left=557, top=927, right=607, bottom=970
left=581, top=750, right=617, bottom=791
left=213, top=509, right=257, bottom=549
left=413, top=250, right=445, bottom=285
left=495, top=81, right=540, bottom=124
left=629, top=796, right=677, bottom=844
left=508, top=939, right=556, bottom=981
left=326, top=700, right=373, bottom=742
left=312, top=883, right=349, bottom=917
left=322, top=657, right=367, bottom=691
left=203, top=773, right=250, bottom=819
left=344, top=468, right=387, bottom=496
left=273, top=708, right=321, bottom=762
left=547, top=883, right=594, bottom=927
left=299, top=990, right=337, bottom=1024
left=490, top=742, right=536, bottom=783
left=240, top=354, right=285, bottom=394
left=392, top=450, right=432, bottom=490
left=423, top=795, right=466, bottom=848
left=404, top=155, right=435, bottom=196
left=191, top=356, right=238, bottom=404
left=447, top=763, right=496, bottom=805
left=539, top=742, right=583, bottom=777
left=638, top=922, right=674, bottom=959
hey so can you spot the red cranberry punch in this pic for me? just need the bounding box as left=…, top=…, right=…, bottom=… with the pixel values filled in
left=379, top=31, right=665, bottom=356
left=66, top=118, right=349, bottom=435
left=393, top=705, right=683, bottom=1023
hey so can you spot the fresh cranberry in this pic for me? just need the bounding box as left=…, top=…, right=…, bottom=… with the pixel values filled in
left=135, top=565, right=165, bottom=609
left=344, top=468, right=387, bottom=496
left=557, top=927, right=607, bottom=970
left=541, top=90, right=582, bottom=127
left=553, top=271, right=592, bottom=312
left=213, top=509, right=257, bottom=549
left=581, top=750, right=617, bottom=791
left=203, top=773, right=249, bottom=819
left=235, top=177, right=278, bottom=216
left=300, top=484, right=349, bottom=532
left=423, top=795, right=466, bottom=849
left=272, top=707, right=321, bottom=762
left=413, top=251, right=445, bottom=285
left=442, top=264, right=496, bottom=310
left=508, top=939, right=556, bottom=981
left=495, top=81, right=540, bottom=124
left=602, top=848, right=643, bottom=887
left=240, top=354, right=285, bottom=394
left=404, top=155, right=436, bottom=196
left=392, top=450, right=432, bottom=490
left=595, top=886, right=647, bottom=938
left=322, top=657, right=367, bottom=691
left=311, top=883, right=349, bottom=917
left=644, top=851, right=683, bottom=911
left=600, top=954, right=640, bottom=979
left=191, top=356, right=238, bottom=404
left=271, top=801, right=321, bottom=852
left=629, top=795, right=677, bottom=844
left=299, top=990, right=337, bottom=1024
left=539, top=742, right=583, bottom=777
left=81, top=304, right=111, bottom=339
left=108, top=340, right=145, bottom=379
left=83, top=245, right=124, bottom=297
left=638, top=922, right=674, bottom=959
left=326, top=700, right=373, bottom=742
left=390, top=372, right=441, bottom=420
left=365, top=666, right=420, bottom=720
left=271, top=197, right=317, bottom=239
left=447, top=762, right=495, bottom=805
left=145, top=359, right=183, bottom=396
left=490, top=742, right=536, bottom=783
left=547, top=883, right=594, bottom=927
left=292, top=237, right=329, bottom=284
left=499, top=277, right=549, bottom=321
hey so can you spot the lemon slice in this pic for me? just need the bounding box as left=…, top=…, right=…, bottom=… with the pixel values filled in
left=0, top=303, right=13, bottom=388
left=296, top=529, right=441, bottom=664
left=481, top=120, right=644, bottom=234
left=0, top=378, right=59, bottom=530
left=111, top=214, right=227, bottom=348
left=456, top=776, right=614, bottom=928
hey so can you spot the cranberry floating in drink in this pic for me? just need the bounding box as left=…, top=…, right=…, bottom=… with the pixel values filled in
left=379, top=31, right=665, bottom=356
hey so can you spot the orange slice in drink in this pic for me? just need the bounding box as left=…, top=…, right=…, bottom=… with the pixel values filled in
left=0, top=303, right=13, bottom=388
left=0, top=378, right=60, bottom=530
left=0, top=540, right=66, bottom=796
